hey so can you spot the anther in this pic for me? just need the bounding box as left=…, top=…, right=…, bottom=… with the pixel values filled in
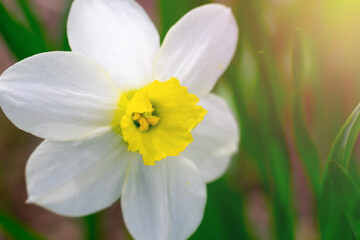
left=133, top=110, right=160, bottom=132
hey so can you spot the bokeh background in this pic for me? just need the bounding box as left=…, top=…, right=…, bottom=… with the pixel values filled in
left=1, top=0, right=360, bottom=239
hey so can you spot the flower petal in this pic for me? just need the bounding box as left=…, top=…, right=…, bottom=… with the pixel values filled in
left=121, top=156, right=206, bottom=240
left=26, top=128, right=134, bottom=217
left=153, top=4, right=238, bottom=97
left=183, top=94, right=239, bottom=182
left=67, top=0, right=160, bottom=91
left=0, top=52, right=120, bottom=141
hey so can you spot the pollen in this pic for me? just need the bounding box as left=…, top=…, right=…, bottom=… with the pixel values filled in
left=133, top=108, right=160, bottom=132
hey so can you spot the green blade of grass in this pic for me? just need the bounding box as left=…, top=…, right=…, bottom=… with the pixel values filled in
left=237, top=0, right=283, bottom=112
left=319, top=103, right=360, bottom=240
left=190, top=178, right=251, bottom=240
left=0, top=2, right=47, bottom=60
left=225, top=31, right=270, bottom=193
left=0, top=212, right=44, bottom=240
left=257, top=51, right=291, bottom=203
left=237, top=0, right=270, bottom=54
left=257, top=51, right=294, bottom=240
left=293, top=95, right=321, bottom=194
left=328, top=161, right=360, bottom=238
left=328, top=103, right=360, bottom=168
left=319, top=174, right=355, bottom=240
left=158, top=0, right=209, bottom=40
left=292, top=30, right=321, bottom=195
left=59, top=0, right=72, bottom=51
left=83, top=213, right=103, bottom=240
left=225, top=0, right=275, bottom=194
left=15, top=0, right=46, bottom=39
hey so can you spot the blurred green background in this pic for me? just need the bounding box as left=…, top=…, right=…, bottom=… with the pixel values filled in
left=1, top=0, right=360, bottom=239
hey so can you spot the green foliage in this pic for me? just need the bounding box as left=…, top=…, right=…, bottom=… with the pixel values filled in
left=190, top=178, right=251, bottom=240
left=257, top=51, right=294, bottom=240
left=0, top=2, right=47, bottom=60
left=328, top=103, right=360, bottom=168
left=59, top=0, right=73, bottom=51
left=158, top=0, right=209, bottom=40
left=329, top=161, right=360, bottom=238
left=319, top=103, right=360, bottom=239
left=83, top=213, right=103, bottom=240
left=292, top=30, right=321, bottom=195
left=15, top=0, right=45, bottom=40
left=0, top=212, right=44, bottom=240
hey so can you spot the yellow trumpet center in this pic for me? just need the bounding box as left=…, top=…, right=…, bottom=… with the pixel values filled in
left=113, top=77, right=207, bottom=165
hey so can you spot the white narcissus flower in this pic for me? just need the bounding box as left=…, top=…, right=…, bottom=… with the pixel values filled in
left=0, top=0, right=239, bottom=239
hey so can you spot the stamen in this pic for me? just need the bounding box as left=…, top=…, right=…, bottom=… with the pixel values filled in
left=138, top=117, right=149, bottom=131
left=133, top=112, right=141, bottom=121
left=146, top=116, right=160, bottom=125
left=133, top=110, right=160, bottom=132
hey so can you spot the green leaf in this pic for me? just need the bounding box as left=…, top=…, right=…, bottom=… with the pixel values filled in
left=257, top=51, right=294, bottom=240
left=59, top=0, right=72, bottom=51
left=158, top=0, right=209, bottom=40
left=319, top=104, right=360, bottom=240
left=190, top=178, right=251, bottom=240
left=328, top=161, right=360, bottom=238
left=0, top=2, right=47, bottom=60
left=293, top=96, right=321, bottom=194
left=15, top=0, right=46, bottom=39
left=237, top=0, right=284, bottom=110
left=83, top=213, right=103, bottom=240
left=257, top=51, right=291, bottom=201
left=237, top=0, right=271, bottom=54
left=225, top=35, right=271, bottom=194
left=328, top=103, right=360, bottom=168
left=291, top=30, right=321, bottom=195
left=0, top=212, right=44, bottom=240
left=319, top=174, right=355, bottom=240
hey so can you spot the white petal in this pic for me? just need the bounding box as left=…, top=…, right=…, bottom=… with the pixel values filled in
left=67, top=0, right=160, bottom=91
left=154, top=4, right=238, bottom=97
left=184, top=94, right=239, bottom=182
left=26, top=128, right=134, bottom=217
left=0, top=52, right=120, bottom=141
left=121, top=156, right=206, bottom=240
